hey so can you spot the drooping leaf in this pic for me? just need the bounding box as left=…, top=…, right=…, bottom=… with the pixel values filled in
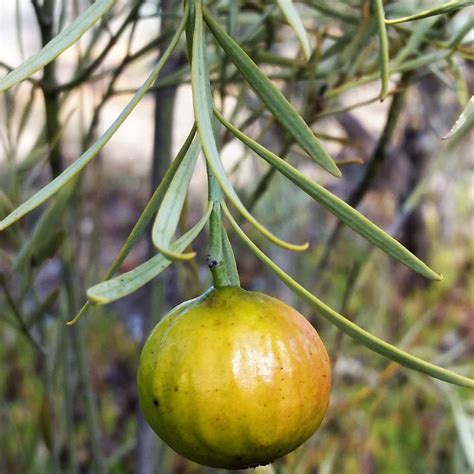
left=152, top=134, right=200, bottom=260
left=203, top=8, right=341, bottom=177
left=191, top=1, right=308, bottom=253
left=87, top=203, right=212, bottom=305
left=276, top=0, right=311, bottom=61
left=216, top=111, right=442, bottom=281
left=67, top=123, right=197, bottom=325
left=0, top=0, right=116, bottom=91
left=0, top=9, right=187, bottom=231
left=222, top=202, right=474, bottom=388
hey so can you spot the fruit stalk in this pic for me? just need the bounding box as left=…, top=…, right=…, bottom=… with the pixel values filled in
left=207, top=164, right=240, bottom=288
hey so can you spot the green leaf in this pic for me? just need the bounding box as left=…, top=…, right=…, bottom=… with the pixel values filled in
left=152, top=134, right=200, bottom=260
left=373, top=0, right=390, bottom=100
left=448, top=58, right=469, bottom=107
left=215, top=110, right=442, bottom=281
left=87, top=203, right=212, bottom=305
left=222, top=202, right=474, bottom=388
left=443, top=96, right=474, bottom=140
left=27, top=288, right=60, bottom=328
left=446, top=389, right=474, bottom=467
left=17, top=107, right=76, bottom=174
left=220, top=219, right=240, bottom=287
left=326, top=50, right=452, bottom=99
left=203, top=8, right=341, bottom=177
left=393, top=16, right=439, bottom=65
left=0, top=0, right=116, bottom=91
left=276, top=0, right=311, bottom=62
left=191, top=1, right=308, bottom=253
left=12, top=180, right=76, bottom=271
left=0, top=9, right=187, bottom=231
left=308, top=1, right=360, bottom=24
left=385, top=0, right=473, bottom=24
left=67, top=123, right=197, bottom=325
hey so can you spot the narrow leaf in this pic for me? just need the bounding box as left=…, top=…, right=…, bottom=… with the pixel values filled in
left=152, top=135, right=200, bottom=260
left=385, top=0, right=472, bottom=24
left=216, top=110, right=442, bottom=281
left=276, top=0, right=311, bottom=62
left=0, top=0, right=116, bottom=91
left=373, top=0, right=390, bottom=100
left=220, top=219, right=240, bottom=287
left=222, top=202, right=474, bottom=388
left=12, top=180, right=76, bottom=270
left=447, top=392, right=474, bottom=467
left=393, top=16, right=439, bottom=65
left=0, top=10, right=187, bottom=231
left=67, top=123, right=198, bottom=325
left=192, top=2, right=308, bottom=253
left=443, top=96, right=474, bottom=140
left=17, top=107, right=76, bottom=174
left=87, top=203, right=212, bottom=305
left=203, top=9, right=341, bottom=177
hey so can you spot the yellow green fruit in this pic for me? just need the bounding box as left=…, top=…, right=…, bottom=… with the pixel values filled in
left=137, top=286, right=331, bottom=469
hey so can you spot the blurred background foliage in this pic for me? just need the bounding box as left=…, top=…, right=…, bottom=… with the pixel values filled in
left=0, top=0, right=473, bottom=473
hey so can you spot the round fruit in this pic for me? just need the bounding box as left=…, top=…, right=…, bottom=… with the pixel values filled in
left=137, top=286, right=331, bottom=469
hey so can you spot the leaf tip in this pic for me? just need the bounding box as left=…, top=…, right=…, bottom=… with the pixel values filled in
left=330, top=165, right=342, bottom=178
left=66, top=312, right=83, bottom=326
left=425, top=268, right=443, bottom=282
left=290, top=241, right=310, bottom=252
left=441, top=128, right=456, bottom=140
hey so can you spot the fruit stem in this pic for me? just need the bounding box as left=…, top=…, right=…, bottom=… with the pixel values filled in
left=207, top=164, right=240, bottom=288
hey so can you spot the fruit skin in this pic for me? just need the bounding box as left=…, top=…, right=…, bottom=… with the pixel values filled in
left=137, top=286, right=331, bottom=469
